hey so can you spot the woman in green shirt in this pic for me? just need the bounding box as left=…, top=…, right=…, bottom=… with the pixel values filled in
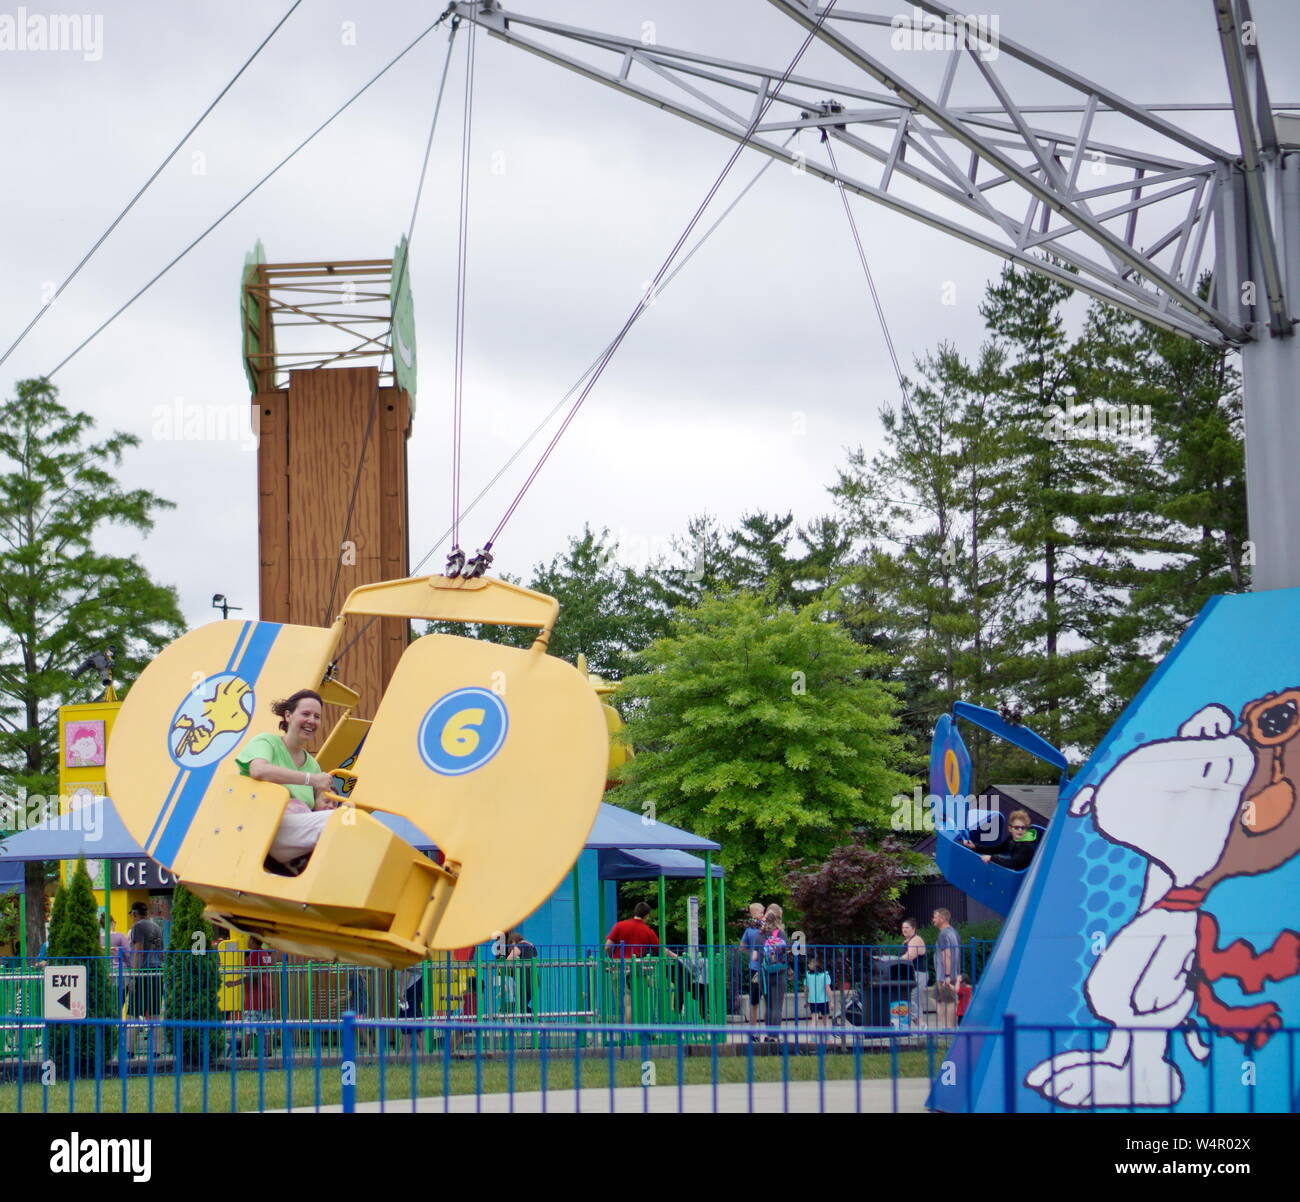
left=235, top=689, right=336, bottom=869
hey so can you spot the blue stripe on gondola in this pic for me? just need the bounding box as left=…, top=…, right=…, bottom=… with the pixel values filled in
left=152, top=622, right=282, bottom=867
left=144, top=768, right=187, bottom=851
left=225, top=620, right=253, bottom=672
left=231, top=621, right=280, bottom=682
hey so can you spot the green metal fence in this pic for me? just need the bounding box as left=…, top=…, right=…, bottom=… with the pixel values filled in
left=0, top=939, right=997, bottom=1064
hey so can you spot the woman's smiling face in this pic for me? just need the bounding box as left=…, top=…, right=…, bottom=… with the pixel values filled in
left=286, top=696, right=322, bottom=743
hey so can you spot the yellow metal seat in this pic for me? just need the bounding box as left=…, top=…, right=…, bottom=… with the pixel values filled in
left=107, top=575, right=607, bottom=968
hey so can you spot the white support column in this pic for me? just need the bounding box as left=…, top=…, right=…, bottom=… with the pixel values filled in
left=1241, top=151, right=1300, bottom=590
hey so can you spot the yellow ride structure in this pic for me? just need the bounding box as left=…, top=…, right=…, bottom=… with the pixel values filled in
left=107, top=574, right=608, bottom=969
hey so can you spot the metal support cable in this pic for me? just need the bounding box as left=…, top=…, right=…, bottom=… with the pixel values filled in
left=823, top=134, right=951, bottom=553
left=44, top=13, right=450, bottom=381
left=451, top=18, right=478, bottom=558
left=823, top=137, right=913, bottom=420
left=474, top=1, right=841, bottom=557
left=323, top=21, right=462, bottom=627
left=0, top=0, right=304, bottom=371
left=331, top=135, right=794, bottom=664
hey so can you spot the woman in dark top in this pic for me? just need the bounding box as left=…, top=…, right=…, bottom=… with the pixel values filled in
left=900, top=917, right=928, bottom=979
left=962, top=808, right=1039, bottom=870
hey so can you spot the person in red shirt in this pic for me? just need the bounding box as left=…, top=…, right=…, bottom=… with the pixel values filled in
left=604, top=902, right=679, bottom=1024
left=605, top=901, right=660, bottom=959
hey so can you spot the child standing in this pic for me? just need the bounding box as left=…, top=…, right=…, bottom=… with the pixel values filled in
left=804, top=956, right=833, bottom=1039
left=955, top=973, right=973, bottom=1020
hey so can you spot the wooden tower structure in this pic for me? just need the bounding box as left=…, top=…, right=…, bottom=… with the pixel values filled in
left=240, top=240, right=418, bottom=718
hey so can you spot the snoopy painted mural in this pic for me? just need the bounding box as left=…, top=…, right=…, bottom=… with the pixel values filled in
left=1026, top=692, right=1300, bottom=1108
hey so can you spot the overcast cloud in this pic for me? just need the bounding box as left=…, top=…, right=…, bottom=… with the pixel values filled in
left=2, top=0, right=1296, bottom=631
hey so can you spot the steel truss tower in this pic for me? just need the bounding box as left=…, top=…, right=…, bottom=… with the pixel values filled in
left=451, top=0, right=1300, bottom=587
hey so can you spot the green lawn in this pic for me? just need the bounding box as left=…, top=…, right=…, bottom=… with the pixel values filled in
left=0, top=1046, right=939, bottom=1113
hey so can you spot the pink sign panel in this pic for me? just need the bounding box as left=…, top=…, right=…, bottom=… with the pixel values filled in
left=65, top=720, right=106, bottom=768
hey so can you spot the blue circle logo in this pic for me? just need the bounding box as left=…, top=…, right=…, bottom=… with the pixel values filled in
left=167, top=672, right=255, bottom=769
left=417, top=687, right=509, bottom=776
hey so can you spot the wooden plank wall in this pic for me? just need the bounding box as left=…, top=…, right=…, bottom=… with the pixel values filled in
left=253, top=366, right=411, bottom=720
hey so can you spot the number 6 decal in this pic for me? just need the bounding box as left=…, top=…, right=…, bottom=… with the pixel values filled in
left=418, top=688, right=508, bottom=776
left=441, top=708, right=486, bottom=757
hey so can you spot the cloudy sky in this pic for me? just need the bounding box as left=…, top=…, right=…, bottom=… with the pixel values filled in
left=3, top=0, right=1297, bottom=631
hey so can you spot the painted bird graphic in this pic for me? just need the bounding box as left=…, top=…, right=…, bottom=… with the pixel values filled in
left=172, top=676, right=252, bottom=759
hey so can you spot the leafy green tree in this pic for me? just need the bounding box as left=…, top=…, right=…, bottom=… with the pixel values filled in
left=612, top=592, right=909, bottom=905
left=0, top=379, right=185, bottom=954
left=46, top=858, right=116, bottom=1074
left=0, top=892, right=18, bottom=952
left=164, top=883, right=220, bottom=1068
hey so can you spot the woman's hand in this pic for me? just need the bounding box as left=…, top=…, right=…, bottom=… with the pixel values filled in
left=308, top=772, right=334, bottom=792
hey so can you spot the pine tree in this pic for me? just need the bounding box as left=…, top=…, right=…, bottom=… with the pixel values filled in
left=791, top=515, right=854, bottom=608
left=727, top=511, right=799, bottom=601
left=0, top=379, right=185, bottom=954
left=831, top=345, right=1028, bottom=784
left=646, top=513, right=735, bottom=614
left=976, top=265, right=1153, bottom=753
left=526, top=526, right=667, bottom=679
left=163, top=883, right=220, bottom=1068
left=1083, top=280, right=1247, bottom=707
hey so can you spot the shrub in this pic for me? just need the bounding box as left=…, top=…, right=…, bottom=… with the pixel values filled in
left=784, top=835, right=923, bottom=944
left=163, top=884, right=221, bottom=1068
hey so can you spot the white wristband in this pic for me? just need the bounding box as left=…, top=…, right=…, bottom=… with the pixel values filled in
left=303, top=772, right=310, bottom=786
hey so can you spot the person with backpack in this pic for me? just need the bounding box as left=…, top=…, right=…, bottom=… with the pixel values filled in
left=752, top=904, right=790, bottom=1043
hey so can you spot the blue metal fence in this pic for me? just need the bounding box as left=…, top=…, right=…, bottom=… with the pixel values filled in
left=0, top=940, right=1020, bottom=1112
left=3, top=1013, right=1296, bottom=1114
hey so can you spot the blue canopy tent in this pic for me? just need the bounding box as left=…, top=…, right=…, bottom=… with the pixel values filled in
left=598, top=848, right=724, bottom=880
left=595, top=846, right=726, bottom=949
left=0, top=799, right=728, bottom=953
left=581, top=806, right=724, bottom=949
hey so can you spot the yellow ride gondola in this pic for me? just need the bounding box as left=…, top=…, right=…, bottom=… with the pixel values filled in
left=106, top=575, right=608, bottom=968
